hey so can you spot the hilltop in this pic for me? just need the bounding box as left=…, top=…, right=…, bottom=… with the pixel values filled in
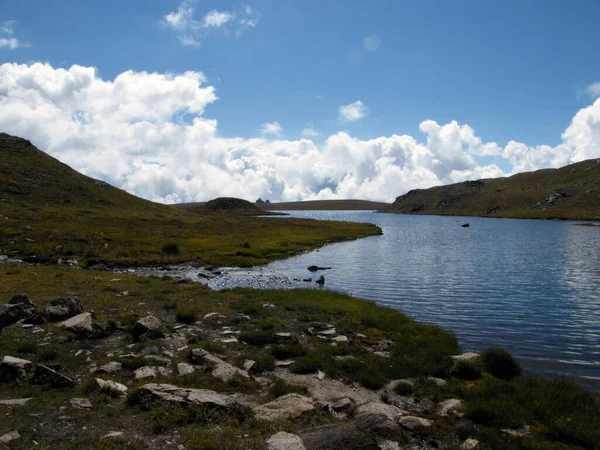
left=0, top=133, right=381, bottom=267
left=383, top=158, right=600, bottom=220
left=257, top=199, right=390, bottom=211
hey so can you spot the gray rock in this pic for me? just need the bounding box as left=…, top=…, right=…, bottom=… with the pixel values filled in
left=57, top=312, right=102, bottom=337
left=0, top=430, right=20, bottom=444
left=135, top=366, right=157, bottom=380
left=332, top=335, right=349, bottom=343
left=437, top=398, right=462, bottom=417
left=69, top=398, right=92, bottom=409
left=139, top=383, right=244, bottom=411
left=356, top=402, right=405, bottom=430
left=96, top=378, right=128, bottom=397
left=243, top=360, right=256, bottom=372
left=266, top=431, right=306, bottom=450
left=378, top=441, right=401, bottom=450
left=31, top=365, right=76, bottom=388
left=398, top=416, right=433, bottom=430
left=427, top=377, right=447, bottom=387
left=177, top=362, right=195, bottom=376
left=0, top=303, right=36, bottom=328
left=97, top=361, right=122, bottom=374
left=451, top=352, right=479, bottom=362
left=190, top=349, right=250, bottom=382
left=254, top=394, right=315, bottom=421
left=275, top=360, right=295, bottom=367
left=132, top=315, right=163, bottom=338
left=0, top=356, right=33, bottom=382
left=0, top=398, right=32, bottom=406
left=331, top=397, right=353, bottom=412
left=501, top=425, right=532, bottom=438
left=43, top=297, right=83, bottom=321
left=103, top=431, right=124, bottom=439
left=9, top=294, right=35, bottom=308
left=461, top=438, right=480, bottom=450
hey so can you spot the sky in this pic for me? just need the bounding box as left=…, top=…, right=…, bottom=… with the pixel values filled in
left=1, top=0, right=600, bottom=203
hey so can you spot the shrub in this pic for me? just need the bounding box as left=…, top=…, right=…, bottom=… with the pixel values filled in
left=269, top=380, right=307, bottom=398
left=176, top=308, right=197, bottom=324
left=271, top=343, right=308, bottom=360
left=480, top=348, right=522, bottom=380
left=394, top=381, right=414, bottom=396
left=451, top=360, right=483, bottom=381
left=239, top=330, right=276, bottom=346
left=161, top=242, right=180, bottom=255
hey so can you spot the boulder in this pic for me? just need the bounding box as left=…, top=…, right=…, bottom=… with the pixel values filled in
left=138, top=383, right=245, bottom=411
left=177, top=362, right=195, bottom=376
left=266, top=432, right=306, bottom=450
left=355, top=402, right=405, bottom=430
left=69, top=398, right=92, bottom=409
left=30, top=365, right=76, bottom=388
left=132, top=315, right=163, bottom=339
left=57, top=312, right=103, bottom=337
left=97, top=362, right=123, bottom=374
left=398, top=416, right=433, bottom=430
left=189, top=348, right=249, bottom=382
left=0, top=398, right=32, bottom=406
left=253, top=393, right=314, bottom=421
left=96, top=378, right=128, bottom=397
left=0, top=356, right=33, bottom=382
left=461, top=438, right=480, bottom=450
left=0, top=430, right=20, bottom=444
left=9, top=294, right=35, bottom=308
left=43, top=297, right=83, bottom=321
left=134, top=366, right=157, bottom=380
left=0, top=303, right=36, bottom=328
left=437, top=398, right=462, bottom=417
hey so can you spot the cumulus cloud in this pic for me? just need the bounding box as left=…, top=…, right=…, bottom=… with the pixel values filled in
left=1, top=63, right=599, bottom=204
left=362, top=35, right=381, bottom=52
left=339, top=100, right=369, bottom=122
left=161, top=1, right=260, bottom=46
left=585, top=82, right=600, bottom=99
left=260, top=121, right=283, bottom=137
left=0, top=20, right=30, bottom=50
left=301, top=127, right=319, bottom=139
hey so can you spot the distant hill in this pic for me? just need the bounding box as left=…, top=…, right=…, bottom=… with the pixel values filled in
left=383, top=158, right=600, bottom=220
left=258, top=199, right=390, bottom=211
left=174, top=197, right=277, bottom=215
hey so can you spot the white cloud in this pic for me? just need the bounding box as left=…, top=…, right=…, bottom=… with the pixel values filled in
left=203, top=10, right=234, bottom=28
left=1, top=63, right=599, bottom=204
left=301, top=127, right=319, bottom=139
left=0, top=20, right=30, bottom=50
left=363, top=35, right=381, bottom=52
left=260, top=121, right=283, bottom=137
left=339, top=100, right=369, bottom=122
left=162, top=1, right=260, bottom=46
left=585, top=82, right=600, bottom=99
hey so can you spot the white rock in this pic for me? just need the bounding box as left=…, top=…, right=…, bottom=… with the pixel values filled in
left=398, top=416, right=433, bottom=430
left=243, top=360, right=256, bottom=371
left=140, top=383, right=242, bottom=410
left=98, top=362, right=122, bottom=373
left=317, top=370, right=325, bottom=380
left=95, top=378, right=128, bottom=397
left=461, top=438, right=480, bottom=450
left=177, top=362, right=195, bottom=376
left=135, top=366, right=157, bottom=380
left=332, top=335, right=349, bottom=343
left=275, top=360, right=295, bottom=367
left=266, top=431, right=306, bottom=450
left=437, top=398, right=462, bottom=417
left=427, top=377, right=447, bottom=387
left=356, top=402, right=406, bottom=429
left=103, top=431, right=124, bottom=439
left=0, top=430, right=20, bottom=444
left=0, top=398, right=32, bottom=406
left=253, top=394, right=314, bottom=421
left=378, top=441, right=401, bottom=450
left=451, top=352, right=480, bottom=362
left=69, top=398, right=92, bottom=409
left=318, top=328, right=336, bottom=336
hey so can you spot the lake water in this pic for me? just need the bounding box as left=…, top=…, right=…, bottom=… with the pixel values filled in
left=264, top=211, right=600, bottom=392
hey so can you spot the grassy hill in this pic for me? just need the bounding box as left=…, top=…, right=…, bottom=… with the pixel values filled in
left=383, top=158, right=600, bottom=220
left=0, top=133, right=381, bottom=266
left=257, top=199, right=390, bottom=211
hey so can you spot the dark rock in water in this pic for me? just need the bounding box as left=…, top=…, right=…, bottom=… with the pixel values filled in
left=307, top=265, right=332, bottom=272
left=315, top=276, right=325, bottom=285
left=461, top=223, right=470, bottom=228
left=43, top=297, right=83, bottom=321
left=303, top=278, right=312, bottom=282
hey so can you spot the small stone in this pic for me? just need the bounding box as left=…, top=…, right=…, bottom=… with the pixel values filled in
left=0, top=430, right=20, bottom=444
left=461, top=438, right=480, bottom=450
left=266, top=431, right=306, bottom=450
left=332, top=335, right=349, bottom=343
left=378, top=441, right=401, bottom=450
left=243, top=360, right=256, bottom=371
left=451, top=352, right=479, bottom=362
left=317, top=370, right=325, bottom=380
left=253, top=394, right=314, bottom=421
left=263, top=303, right=276, bottom=309
left=318, top=328, right=336, bottom=336
left=427, top=377, right=447, bottom=387
left=132, top=316, right=162, bottom=338
left=177, top=362, right=195, bottom=376
left=203, top=312, right=225, bottom=320
left=135, top=366, right=157, bottom=380
left=0, top=398, right=32, bottom=406
left=331, top=397, right=353, bottom=412
left=275, top=360, right=295, bottom=367
left=275, top=332, right=292, bottom=339
left=97, top=362, right=122, bottom=374
left=103, top=431, right=124, bottom=439
left=96, top=378, right=128, bottom=397
left=398, top=416, right=433, bottom=430
left=220, top=337, right=238, bottom=344
left=437, top=398, right=462, bottom=416
left=0, top=356, right=33, bottom=382
left=69, top=398, right=92, bottom=409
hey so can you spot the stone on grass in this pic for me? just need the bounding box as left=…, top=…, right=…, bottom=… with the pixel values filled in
left=398, top=416, right=433, bottom=430
left=57, top=312, right=102, bottom=337
left=135, top=366, right=157, bottom=380
left=96, top=378, right=128, bottom=397
left=0, top=303, right=36, bottom=328
left=243, top=360, right=256, bottom=372
left=9, top=294, right=35, bottom=308
left=0, top=430, right=20, bottom=444
left=177, top=362, right=195, bottom=376
left=43, top=297, right=83, bottom=321
left=332, top=335, right=349, bottom=343
left=69, top=398, right=92, bottom=409
left=103, top=431, right=124, bottom=439
left=266, top=431, right=306, bottom=450
left=461, top=438, right=480, bottom=450
left=253, top=394, right=314, bottom=421
left=437, top=398, right=462, bottom=417
left=0, top=398, right=32, bottom=406
left=0, top=356, right=33, bottom=382
left=190, top=349, right=249, bottom=382
left=97, top=362, right=122, bottom=374
left=356, top=402, right=405, bottom=430
left=132, top=316, right=163, bottom=338
left=139, top=383, right=244, bottom=411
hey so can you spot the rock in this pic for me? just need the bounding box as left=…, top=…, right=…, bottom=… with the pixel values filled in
left=0, top=398, right=32, bottom=406
left=451, top=352, right=480, bottom=362
left=437, top=398, right=462, bottom=417
left=190, top=349, right=250, bottom=382
left=307, top=266, right=332, bottom=272
left=103, top=431, right=124, bottom=439
left=0, top=303, right=36, bottom=328
left=69, top=398, right=92, bottom=409
left=318, top=328, right=336, bottom=336
left=177, top=362, right=195, bottom=376
left=253, top=394, right=315, bottom=421
left=356, top=402, right=405, bottom=430
left=332, top=335, right=349, bottom=343
left=243, top=360, right=256, bottom=372
left=461, top=223, right=470, bottom=227
left=0, top=356, right=33, bottom=382
left=203, top=312, right=226, bottom=320
left=317, top=371, right=325, bottom=380
left=139, top=383, right=245, bottom=411
left=9, top=294, right=35, bottom=308
left=189, top=348, right=208, bottom=362
left=266, top=431, right=306, bottom=450
left=502, top=425, right=532, bottom=438
left=57, top=312, right=102, bottom=337
left=97, top=361, right=122, bottom=374
left=461, top=438, right=480, bottom=450
left=132, top=315, right=163, bottom=338
left=96, top=378, right=128, bottom=397
left=43, top=297, right=83, bottom=321
left=378, top=441, right=401, bottom=450
left=156, top=366, right=172, bottom=377
left=315, top=276, right=325, bottom=285
left=135, top=366, right=157, bottom=380
left=427, top=377, right=447, bottom=387
left=31, top=365, right=76, bottom=388
left=398, top=416, right=433, bottom=430
left=0, top=430, right=20, bottom=444
left=331, top=397, right=353, bottom=412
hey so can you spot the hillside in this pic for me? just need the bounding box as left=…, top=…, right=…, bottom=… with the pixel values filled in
left=0, top=134, right=381, bottom=266
left=383, top=158, right=600, bottom=220
left=174, top=198, right=279, bottom=215
left=258, top=199, right=390, bottom=211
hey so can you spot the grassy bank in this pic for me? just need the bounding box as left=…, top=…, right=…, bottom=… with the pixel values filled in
left=1, top=264, right=599, bottom=449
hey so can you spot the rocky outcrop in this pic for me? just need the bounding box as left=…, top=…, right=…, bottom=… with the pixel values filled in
left=253, top=394, right=315, bottom=421
left=138, top=383, right=246, bottom=411
left=189, top=348, right=250, bottom=382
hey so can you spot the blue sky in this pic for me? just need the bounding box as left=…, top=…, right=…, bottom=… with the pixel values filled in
left=1, top=0, right=600, bottom=202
